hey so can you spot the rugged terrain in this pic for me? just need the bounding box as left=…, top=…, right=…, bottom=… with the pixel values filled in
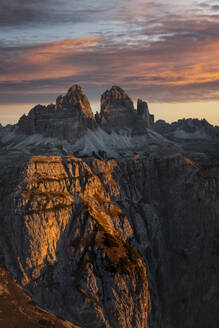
left=0, top=266, right=77, bottom=328
left=154, top=118, right=219, bottom=169
left=0, top=86, right=218, bottom=327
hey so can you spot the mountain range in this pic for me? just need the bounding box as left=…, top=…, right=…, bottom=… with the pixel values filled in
left=0, top=85, right=218, bottom=328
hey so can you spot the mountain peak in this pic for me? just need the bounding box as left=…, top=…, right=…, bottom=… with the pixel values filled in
left=56, top=84, right=94, bottom=119
left=67, top=84, right=82, bottom=93
left=17, top=84, right=96, bottom=142
left=98, top=86, right=153, bottom=133
left=15, top=84, right=154, bottom=142
left=101, top=86, right=134, bottom=112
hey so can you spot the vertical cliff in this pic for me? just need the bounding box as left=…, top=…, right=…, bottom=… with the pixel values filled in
left=17, top=85, right=96, bottom=143
left=0, top=152, right=218, bottom=328
left=0, top=85, right=218, bottom=327
left=98, top=86, right=152, bottom=134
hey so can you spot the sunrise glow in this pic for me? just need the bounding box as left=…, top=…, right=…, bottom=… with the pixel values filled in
left=0, top=0, right=219, bottom=125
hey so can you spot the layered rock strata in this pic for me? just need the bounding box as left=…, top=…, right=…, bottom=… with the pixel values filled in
left=98, top=86, right=153, bottom=134
left=17, top=85, right=96, bottom=143
left=16, top=85, right=153, bottom=143
left=0, top=84, right=218, bottom=328
left=0, top=151, right=218, bottom=328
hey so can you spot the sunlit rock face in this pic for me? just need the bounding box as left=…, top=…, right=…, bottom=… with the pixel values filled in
left=17, top=85, right=96, bottom=143
left=0, top=266, right=77, bottom=328
left=0, top=151, right=218, bottom=328
left=55, top=85, right=94, bottom=120
left=0, top=85, right=218, bottom=328
left=0, top=156, right=152, bottom=328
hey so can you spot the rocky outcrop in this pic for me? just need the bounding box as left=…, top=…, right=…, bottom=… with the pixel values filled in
left=0, top=85, right=218, bottom=328
left=55, top=85, right=94, bottom=120
left=17, top=85, right=96, bottom=143
left=0, top=155, right=152, bottom=328
left=154, top=118, right=219, bottom=168
left=155, top=118, right=219, bottom=140
left=136, top=99, right=154, bottom=131
left=0, top=149, right=218, bottom=328
left=0, top=266, right=77, bottom=328
left=101, top=86, right=135, bottom=113
left=98, top=86, right=153, bottom=134
left=137, top=100, right=154, bottom=127
left=15, top=85, right=154, bottom=144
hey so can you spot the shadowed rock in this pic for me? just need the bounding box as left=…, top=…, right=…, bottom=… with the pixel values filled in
left=0, top=84, right=218, bottom=327
left=15, top=85, right=154, bottom=143
left=55, top=85, right=94, bottom=120
left=17, top=85, right=96, bottom=143
left=98, top=86, right=152, bottom=134
left=137, top=99, right=154, bottom=128
left=0, top=266, right=78, bottom=328
left=0, top=152, right=218, bottom=328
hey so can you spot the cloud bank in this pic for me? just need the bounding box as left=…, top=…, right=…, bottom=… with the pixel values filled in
left=1, top=0, right=219, bottom=106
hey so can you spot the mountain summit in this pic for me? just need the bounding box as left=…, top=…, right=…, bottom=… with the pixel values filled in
left=55, top=84, right=94, bottom=119
left=98, top=86, right=153, bottom=133
left=0, top=84, right=218, bottom=328
left=15, top=84, right=155, bottom=148
left=1, top=84, right=218, bottom=160
left=101, top=85, right=135, bottom=112
left=17, top=85, right=96, bottom=143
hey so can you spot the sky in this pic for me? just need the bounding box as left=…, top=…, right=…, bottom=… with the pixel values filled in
left=0, top=0, right=219, bottom=126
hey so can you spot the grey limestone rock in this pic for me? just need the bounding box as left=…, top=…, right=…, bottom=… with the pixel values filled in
left=17, top=85, right=96, bottom=143
left=0, top=85, right=218, bottom=328
left=0, top=147, right=218, bottom=328
left=154, top=118, right=219, bottom=140
left=98, top=86, right=152, bottom=134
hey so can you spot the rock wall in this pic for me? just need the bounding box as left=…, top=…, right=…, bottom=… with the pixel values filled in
left=17, top=85, right=96, bottom=143
left=0, top=152, right=218, bottom=327
left=99, top=86, right=152, bottom=134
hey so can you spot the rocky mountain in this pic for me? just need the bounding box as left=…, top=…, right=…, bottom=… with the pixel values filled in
left=154, top=118, right=219, bottom=168
left=0, top=266, right=77, bottom=328
left=154, top=118, right=219, bottom=140
left=0, top=86, right=159, bottom=159
left=17, top=85, right=96, bottom=143
left=96, top=86, right=154, bottom=134
left=0, top=85, right=218, bottom=328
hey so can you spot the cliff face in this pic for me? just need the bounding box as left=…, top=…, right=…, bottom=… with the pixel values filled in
left=0, top=152, right=218, bottom=328
left=155, top=118, right=219, bottom=140
left=154, top=118, right=219, bottom=170
left=0, top=266, right=77, bottom=328
left=17, top=85, right=96, bottom=143
left=98, top=86, right=153, bottom=134
left=15, top=85, right=153, bottom=144
left=0, top=156, right=151, bottom=328
left=0, top=85, right=218, bottom=327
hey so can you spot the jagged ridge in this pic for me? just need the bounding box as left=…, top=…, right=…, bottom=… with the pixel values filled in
left=16, top=85, right=154, bottom=141
left=0, top=84, right=218, bottom=328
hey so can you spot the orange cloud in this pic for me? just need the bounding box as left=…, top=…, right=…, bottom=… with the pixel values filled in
left=0, top=37, right=102, bottom=82
left=1, top=18, right=219, bottom=104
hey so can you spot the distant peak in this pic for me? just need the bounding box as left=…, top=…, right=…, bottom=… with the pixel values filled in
left=110, top=85, right=126, bottom=93
left=56, top=84, right=94, bottom=119
left=102, top=85, right=130, bottom=98
left=67, top=84, right=83, bottom=94
left=101, top=86, right=134, bottom=112
left=137, top=99, right=149, bottom=116
left=65, top=84, right=85, bottom=102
